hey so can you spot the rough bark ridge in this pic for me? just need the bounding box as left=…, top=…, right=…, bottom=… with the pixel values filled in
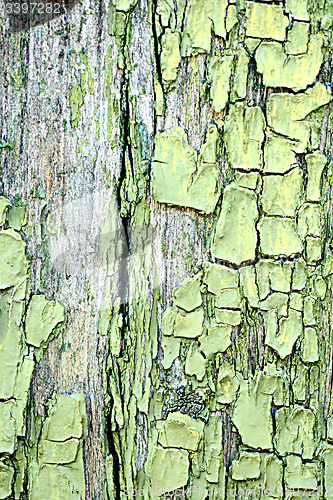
left=1, top=0, right=333, bottom=498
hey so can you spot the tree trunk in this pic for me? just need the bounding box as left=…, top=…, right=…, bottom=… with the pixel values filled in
left=1, top=0, right=333, bottom=498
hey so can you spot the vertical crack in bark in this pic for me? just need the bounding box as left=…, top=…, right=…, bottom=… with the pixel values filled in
left=151, top=0, right=164, bottom=93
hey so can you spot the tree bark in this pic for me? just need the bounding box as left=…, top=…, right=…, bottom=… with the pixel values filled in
left=1, top=0, right=333, bottom=499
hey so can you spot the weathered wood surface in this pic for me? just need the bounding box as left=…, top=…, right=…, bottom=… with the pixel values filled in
left=1, top=0, right=333, bottom=498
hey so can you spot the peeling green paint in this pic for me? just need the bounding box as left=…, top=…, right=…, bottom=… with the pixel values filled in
left=181, top=0, right=227, bottom=56
left=208, top=56, right=233, bottom=113
left=213, top=186, right=258, bottom=265
left=246, top=3, right=289, bottom=41
left=26, top=295, right=65, bottom=348
left=0, top=198, right=10, bottom=225
left=152, top=126, right=220, bottom=213
left=161, top=29, right=181, bottom=83
left=256, top=37, right=323, bottom=91
left=224, top=104, right=265, bottom=171
left=99, top=0, right=333, bottom=494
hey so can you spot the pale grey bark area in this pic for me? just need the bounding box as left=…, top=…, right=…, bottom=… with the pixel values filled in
left=0, top=1, right=122, bottom=497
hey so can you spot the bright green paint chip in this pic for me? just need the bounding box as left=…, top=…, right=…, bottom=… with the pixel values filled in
left=233, top=48, right=249, bottom=100
left=26, top=295, right=65, bottom=348
left=161, top=306, right=177, bottom=336
left=30, top=465, right=78, bottom=500
left=157, top=412, right=204, bottom=451
left=172, top=274, right=202, bottom=312
left=213, top=186, right=258, bottom=265
left=231, top=453, right=261, bottom=480
left=208, top=56, right=233, bottom=113
left=239, top=265, right=259, bottom=308
left=161, top=29, right=181, bottom=82
left=150, top=447, right=189, bottom=492
left=217, top=371, right=239, bottom=404
left=0, top=198, right=10, bottom=226
left=292, top=259, right=307, bottom=290
left=0, top=403, right=16, bottom=454
left=215, top=308, right=241, bottom=326
left=306, top=151, right=326, bottom=202
left=285, top=455, right=317, bottom=490
left=45, top=394, right=87, bottom=442
left=264, top=135, right=297, bottom=174
left=7, top=206, right=27, bottom=230
left=305, top=236, right=322, bottom=263
left=246, top=3, right=288, bottom=41
left=233, top=372, right=283, bottom=450
left=185, top=342, right=206, bottom=381
left=161, top=335, right=180, bottom=369
left=181, top=0, right=227, bottom=56
left=302, top=327, right=319, bottom=363
left=203, top=262, right=238, bottom=295
left=285, top=0, right=309, bottom=20
left=199, top=324, right=232, bottom=359
left=224, top=104, right=265, bottom=171
left=30, top=394, right=87, bottom=500
left=267, top=83, right=332, bottom=154
left=265, top=308, right=302, bottom=358
left=303, top=296, right=316, bottom=326
left=260, top=292, right=288, bottom=312
left=0, top=464, right=14, bottom=499
left=234, top=172, right=259, bottom=191
left=173, top=309, right=204, bottom=338
left=40, top=439, right=80, bottom=465
left=297, top=203, right=321, bottom=238
left=261, top=168, right=303, bottom=217
left=152, top=126, right=220, bottom=214
left=256, top=38, right=323, bottom=91
left=275, top=407, right=315, bottom=459
left=0, top=229, right=27, bottom=290
left=256, top=260, right=292, bottom=299
left=12, top=358, right=35, bottom=436
left=259, top=217, right=302, bottom=257
left=286, top=21, right=309, bottom=54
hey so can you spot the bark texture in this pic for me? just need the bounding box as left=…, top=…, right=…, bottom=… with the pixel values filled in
left=0, top=0, right=333, bottom=499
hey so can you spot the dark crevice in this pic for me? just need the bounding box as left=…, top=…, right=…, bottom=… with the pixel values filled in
left=107, top=12, right=137, bottom=497
left=106, top=413, right=121, bottom=500
left=151, top=0, right=164, bottom=94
